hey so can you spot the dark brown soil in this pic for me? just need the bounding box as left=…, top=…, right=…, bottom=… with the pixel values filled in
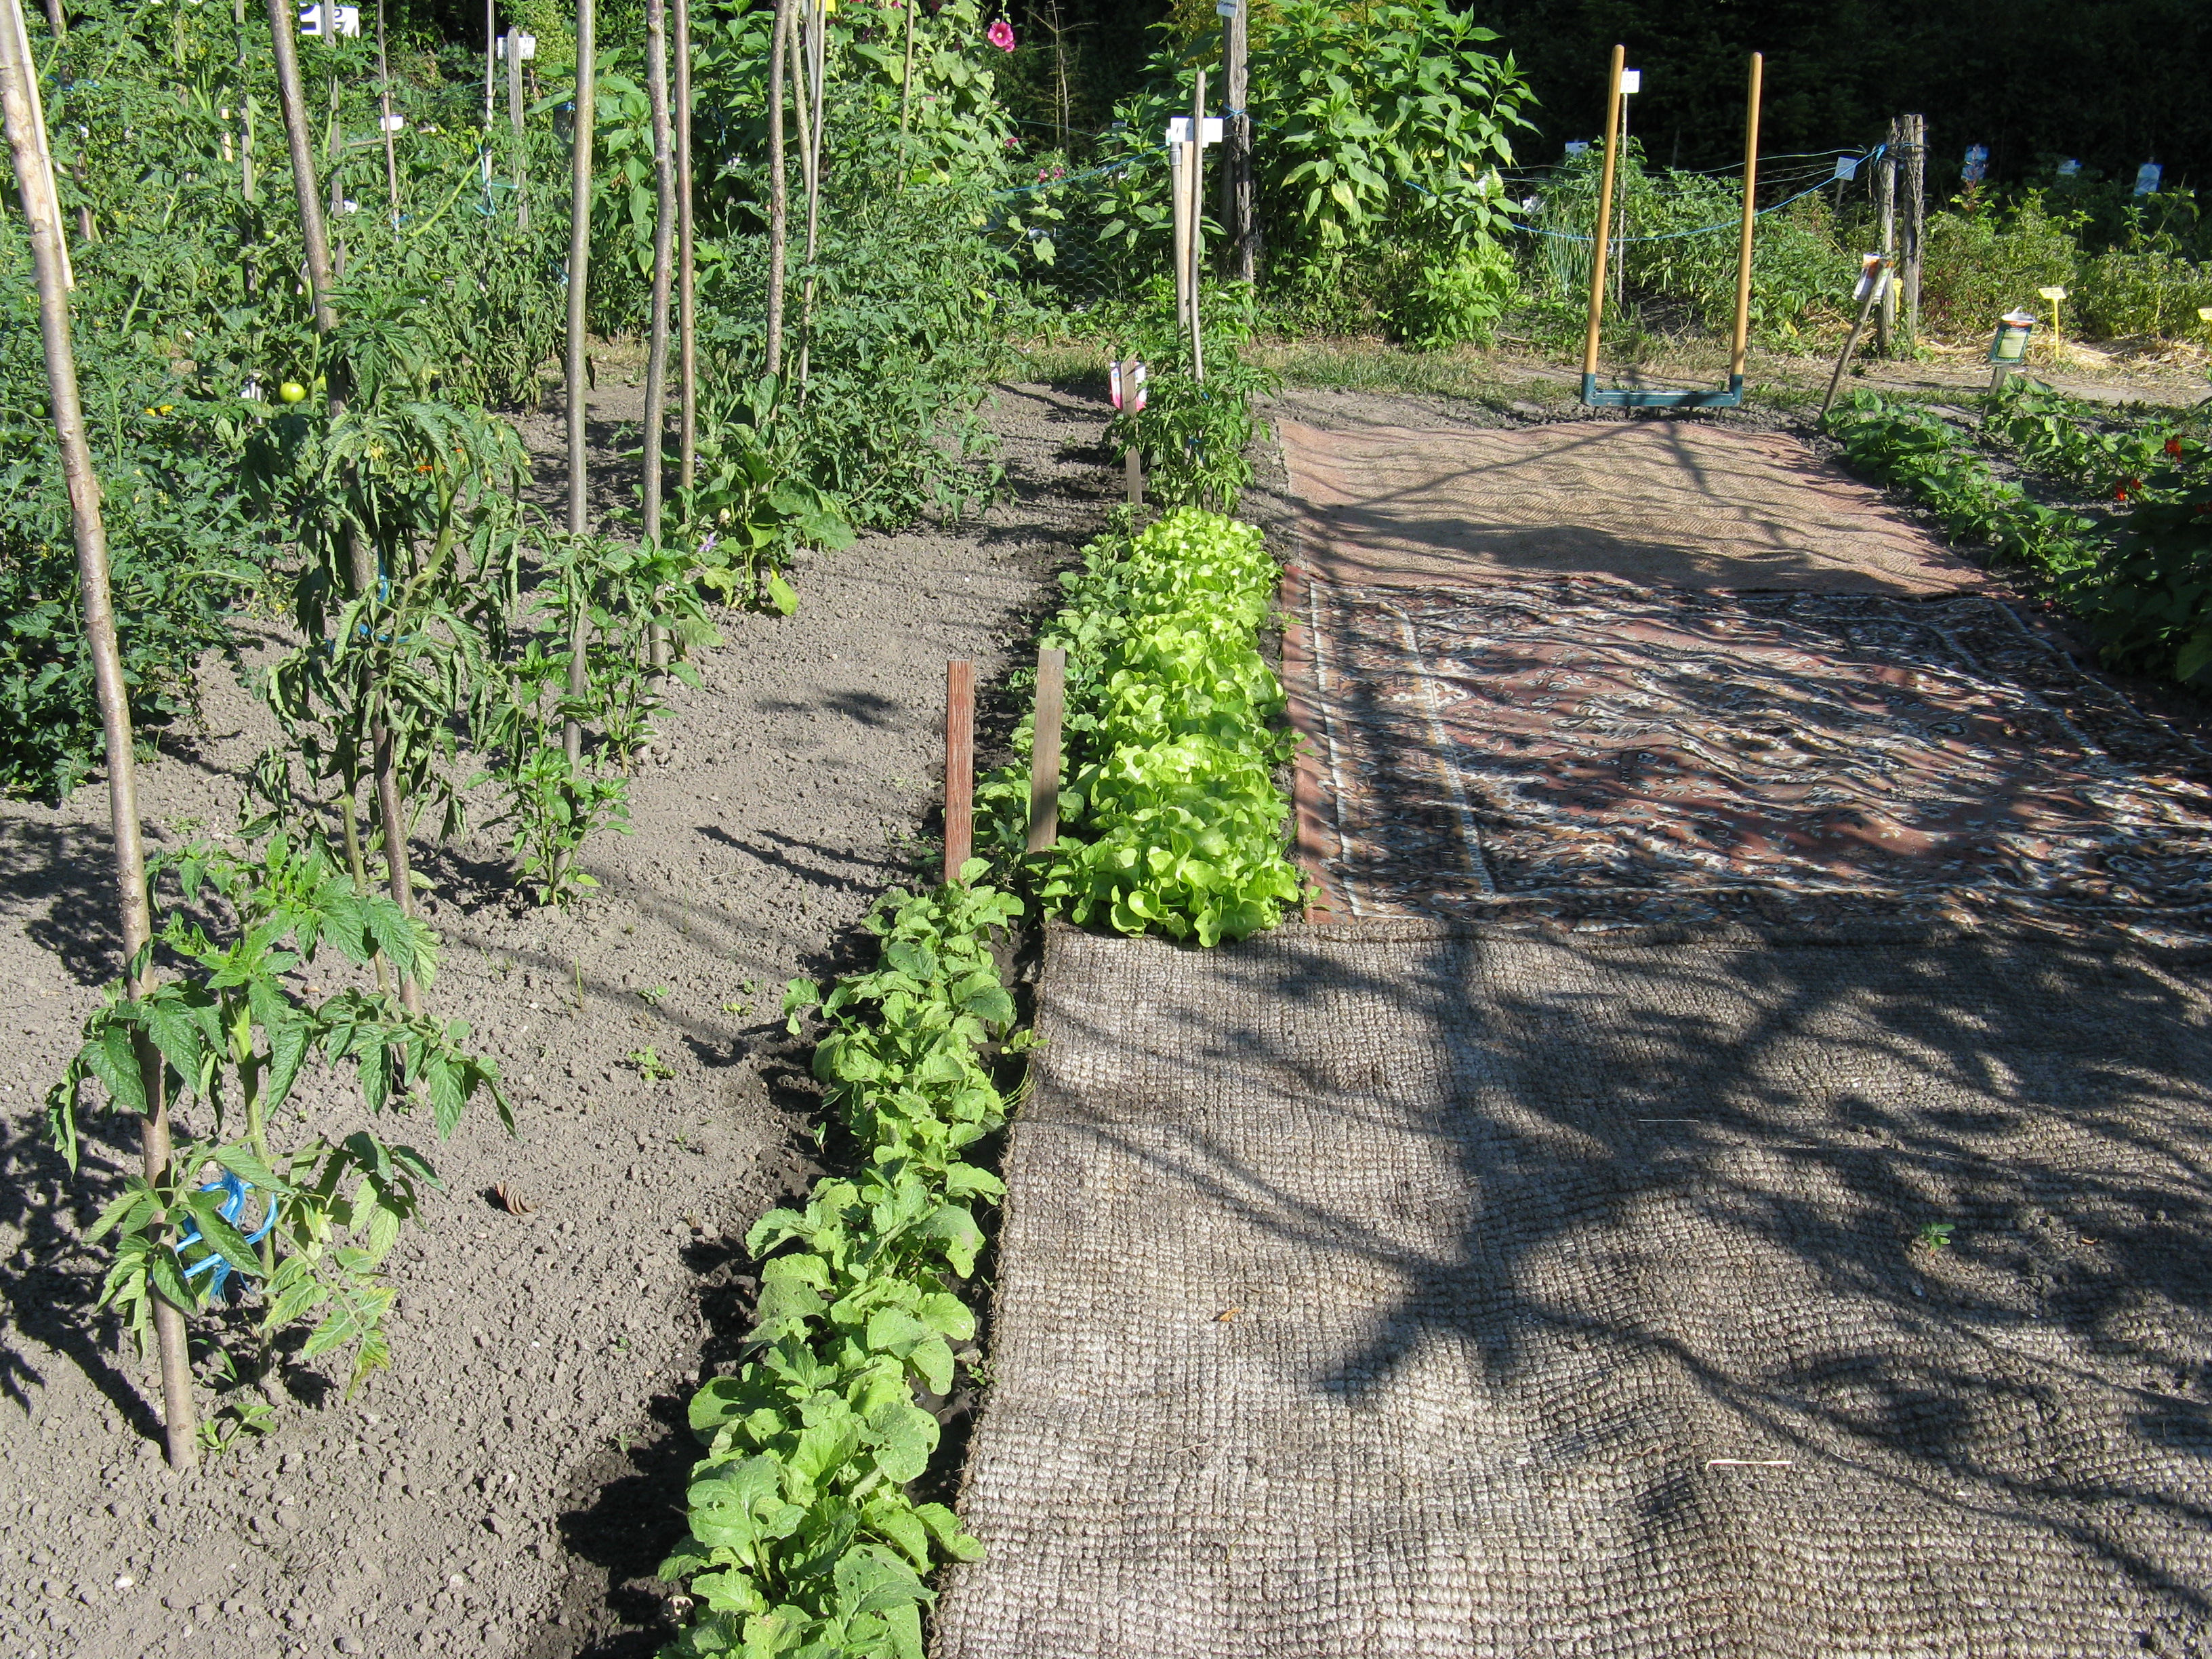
left=0, top=379, right=1116, bottom=1659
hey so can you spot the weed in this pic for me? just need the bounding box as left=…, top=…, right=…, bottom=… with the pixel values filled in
left=630, top=1047, right=675, bottom=1082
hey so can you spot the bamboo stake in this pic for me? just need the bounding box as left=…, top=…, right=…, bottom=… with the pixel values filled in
left=896, top=0, right=914, bottom=155
left=943, top=659, right=973, bottom=884
left=3, top=0, right=73, bottom=284
left=3, top=0, right=199, bottom=1470
left=564, top=0, right=595, bottom=774
left=1026, top=647, right=1065, bottom=855
left=792, top=0, right=823, bottom=388
left=1170, top=142, right=1188, bottom=331
left=375, top=0, right=398, bottom=224
left=1579, top=44, right=1624, bottom=386
left=271, top=0, right=422, bottom=1012
left=1187, top=68, right=1204, bottom=379
left=642, top=0, right=674, bottom=679
left=765, top=0, right=789, bottom=376
left=1727, top=51, right=1762, bottom=386
left=673, top=0, right=695, bottom=487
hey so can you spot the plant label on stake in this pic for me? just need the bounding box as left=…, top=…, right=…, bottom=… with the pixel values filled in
left=298, top=3, right=361, bottom=36
left=1853, top=253, right=1891, bottom=304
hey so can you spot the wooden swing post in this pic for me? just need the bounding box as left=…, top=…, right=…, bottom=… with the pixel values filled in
left=1578, top=43, right=1624, bottom=391
left=1728, top=52, right=1763, bottom=387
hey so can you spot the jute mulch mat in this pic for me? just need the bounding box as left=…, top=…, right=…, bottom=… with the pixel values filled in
left=933, top=921, right=2212, bottom=1659
left=1274, top=417, right=1986, bottom=595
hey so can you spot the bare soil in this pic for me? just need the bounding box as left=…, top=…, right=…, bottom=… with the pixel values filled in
left=0, top=379, right=1115, bottom=1659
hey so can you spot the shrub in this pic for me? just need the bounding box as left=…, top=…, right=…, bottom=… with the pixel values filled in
left=1919, top=192, right=2076, bottom=335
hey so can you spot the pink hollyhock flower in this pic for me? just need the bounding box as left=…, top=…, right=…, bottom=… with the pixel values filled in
left=987, top=17, right=1015, bottom=49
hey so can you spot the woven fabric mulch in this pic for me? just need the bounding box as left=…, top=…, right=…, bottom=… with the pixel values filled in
left=1284, top=572, right=2212, bottom=947
left=933, top=921, right=2212, bottom=1659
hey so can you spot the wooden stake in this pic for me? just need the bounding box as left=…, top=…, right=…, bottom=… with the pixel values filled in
left=375, top=0, right=399, bottom=224
left=1170, top=141, right=1189, bottom=332
left=563, top=0, right=594, bottom=772
left=1875, top=116, right=1897, bottom=356
left=1902, top=112, right=1925, bottom=350
left=1027, top=647, right=1065, bottom=855
left=1818, top=263, right=1885, bottom=422
left=506, top=24, right=527, bottom=232
left=0, top=0, right=199, bottom=1469
left=897, top=0, right=914, bottom=152
left=1727, top=51, right=1762, bottom=386
left=944, top=660, right=974, bottom=885
left=765, top=0, right=789, bottom=376
left=1579, top=45, right=1624, bottom=385
left=674, top=0, right=695, bottom=486
left=642, top=0, right=675, bottom=678
left=1126, top=447, right=1143, bottom=506
left=1221, top=0, right=1252, bottom=282
left=1187, top=68, right=1205, bottom=379
left=3, top=0, right=73, bottom=285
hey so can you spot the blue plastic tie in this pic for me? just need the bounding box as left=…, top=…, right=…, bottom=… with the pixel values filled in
left=177, top=1170, right=278, bottom=1299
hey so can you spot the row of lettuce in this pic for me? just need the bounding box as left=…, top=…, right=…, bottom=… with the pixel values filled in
left=1827, top=378, right=2212, bottom=681
left=655, top=384, right=1300, bottom=1652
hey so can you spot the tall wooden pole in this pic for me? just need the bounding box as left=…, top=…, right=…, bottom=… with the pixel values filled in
left=1579, top=45, right=1624, bottom=388
left=896, top=0, right=914, bottom=155
left=1221, top=0, right=1252, bottom=282
left=375, top=0, right=400, bottom=224
left=642, top=0, right=675, bottom=678
left=4, top=0, right=73, bottom=284
left=1727, top=52, right=1762, bottom=388
left=1902, top=112, right=1925, bottom=350
left=564, top=0, right=595, bottom=769
left=271, top=0, right=422, bottom=1012
left=1187, top=69, right=1205, bottom=377
left=673, top=0, right=695, bottom=487
left=1875, top=116, right=1897, bottom=356
left=0, top=0, right=200, bottom=1471
left=506, top=26, right=527, bottom=232
left=765, top=0, right=790, bottom=376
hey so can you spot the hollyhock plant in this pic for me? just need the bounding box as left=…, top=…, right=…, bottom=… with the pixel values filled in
left=987, top=16, right=1015, bottom=49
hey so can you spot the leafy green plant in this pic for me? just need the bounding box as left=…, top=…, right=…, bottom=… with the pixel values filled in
left=660, top=873, right=1021, bottom=1658
left=1827, top=392, right=2102, bottom=579
left=2072, top=468, right=2212, bottom=682
left=630, top=1046, right=675, bottom=1082
left=1104, top=316, right=1279, bottom=514
left=48, top=830, right=506, bottom=1405
left=996, top=508, right=1304, bottom=946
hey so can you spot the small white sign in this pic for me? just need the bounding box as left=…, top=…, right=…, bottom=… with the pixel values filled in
left=1165, top=117, right=1224, bottom=148
left=1214, top=1, right=1237, bottom=15
left=1564, top=140, right=1589, bottom=158
left=1961, top=143, right=1988, bottom=184
left=1853, top=255, right=1890, bottom=303
left=496, top=31, right=537, bottom=60
left=1832, top=154, right=1860, bottom=181
left=299, top=3, right=361, bottom=36
left=2056, top=157, right=2081, bottom=177
left=2135, top=161, right=2163, bottom=196
left=1619, top=69, right=1641, bottom=94
left=378, top=112, right=405, bottom=131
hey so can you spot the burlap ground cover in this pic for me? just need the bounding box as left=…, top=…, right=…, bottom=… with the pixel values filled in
left=1283, top=574, right=2212, bottom=945
left=935, top=922, right=2212, bottom=1658
left=1273, top=418, right=1985, bottom=596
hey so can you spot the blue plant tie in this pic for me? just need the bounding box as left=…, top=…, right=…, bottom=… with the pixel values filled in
left=177, top=1170, right=277, bottom=1299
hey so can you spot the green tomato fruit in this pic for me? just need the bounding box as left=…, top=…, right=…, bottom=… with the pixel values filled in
left=279, top=381, right=308, bottom=404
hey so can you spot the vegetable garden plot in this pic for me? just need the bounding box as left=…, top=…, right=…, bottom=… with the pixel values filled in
left=936, top=921, right=2212, bottom=1659
left=1284, top=573, right=2212, bottom=944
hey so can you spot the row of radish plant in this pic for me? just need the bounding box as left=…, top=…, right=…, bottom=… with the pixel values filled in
left=9, top=0, right=1022, bottom=1471
left=655, top=363, right=1305, bottom=1650
left=1826, top=384, right=2212, bottom=683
